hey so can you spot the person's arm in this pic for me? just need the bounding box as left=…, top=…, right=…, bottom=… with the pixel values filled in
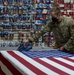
left=29, top=22, right=52, bottom=42
left=64, top=20, right=74, bottom=52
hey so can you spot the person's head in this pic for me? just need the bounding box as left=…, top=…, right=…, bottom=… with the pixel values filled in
left=50, top=7, right=62, bottom=23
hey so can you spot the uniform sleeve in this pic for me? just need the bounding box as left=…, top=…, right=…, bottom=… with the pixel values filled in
left=29, top=22, right=52, bottom=42
left=64, top=20, right=74, bottom=52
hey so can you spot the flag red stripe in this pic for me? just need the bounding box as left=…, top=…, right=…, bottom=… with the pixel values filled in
left=33, top=58, right=69, bottom=75
left=1, top=53, right=23, bottom=75
left=7, top=51, right=47, bottom=75
left=63, top=57, right=74, bottom=62
left=48, top=58, right=74, bottom=70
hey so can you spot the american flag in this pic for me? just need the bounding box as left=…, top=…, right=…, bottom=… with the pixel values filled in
left=1, top=51, right=74, bottom=75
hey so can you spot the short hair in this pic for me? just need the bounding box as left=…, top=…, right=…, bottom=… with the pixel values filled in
left=50, top=7, right=61, bottom=15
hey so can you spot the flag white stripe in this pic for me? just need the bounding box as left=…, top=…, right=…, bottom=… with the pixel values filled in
left=40, top=58, right=74, bottom=75
left=14, top=51, right=59, bottom=75
left=68, top=57, right=74, bottom=60
left=54, top=58, right=74, bottom=66
left=0, top=61, right=13, bottom=75
left=1, top=51, right=37, bottom=75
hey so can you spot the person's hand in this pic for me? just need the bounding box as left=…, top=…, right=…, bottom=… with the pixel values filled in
left=23, top=39, right=29, bottom=46
left=59, top=46, right=65, bottom=51
left=24, top=39, right=29, bottom=43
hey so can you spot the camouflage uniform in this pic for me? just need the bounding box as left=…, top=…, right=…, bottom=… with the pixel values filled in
left=29, top=16, right=74, bottom=53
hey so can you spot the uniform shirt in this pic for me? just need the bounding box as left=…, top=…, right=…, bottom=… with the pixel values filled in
left=29, top=16, right=74, bottom=52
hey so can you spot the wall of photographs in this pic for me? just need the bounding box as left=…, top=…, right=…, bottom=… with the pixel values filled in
left=58, top=0, right=74, bottom=19
left=0, top=0, right=35, bottom=31
left=0, top=0, right=35, bottom=41
left=0, top=0, right=56, bottom=48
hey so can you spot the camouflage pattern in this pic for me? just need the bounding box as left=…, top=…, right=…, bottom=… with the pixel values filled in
left=29, top=16, right=74, bottom=53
